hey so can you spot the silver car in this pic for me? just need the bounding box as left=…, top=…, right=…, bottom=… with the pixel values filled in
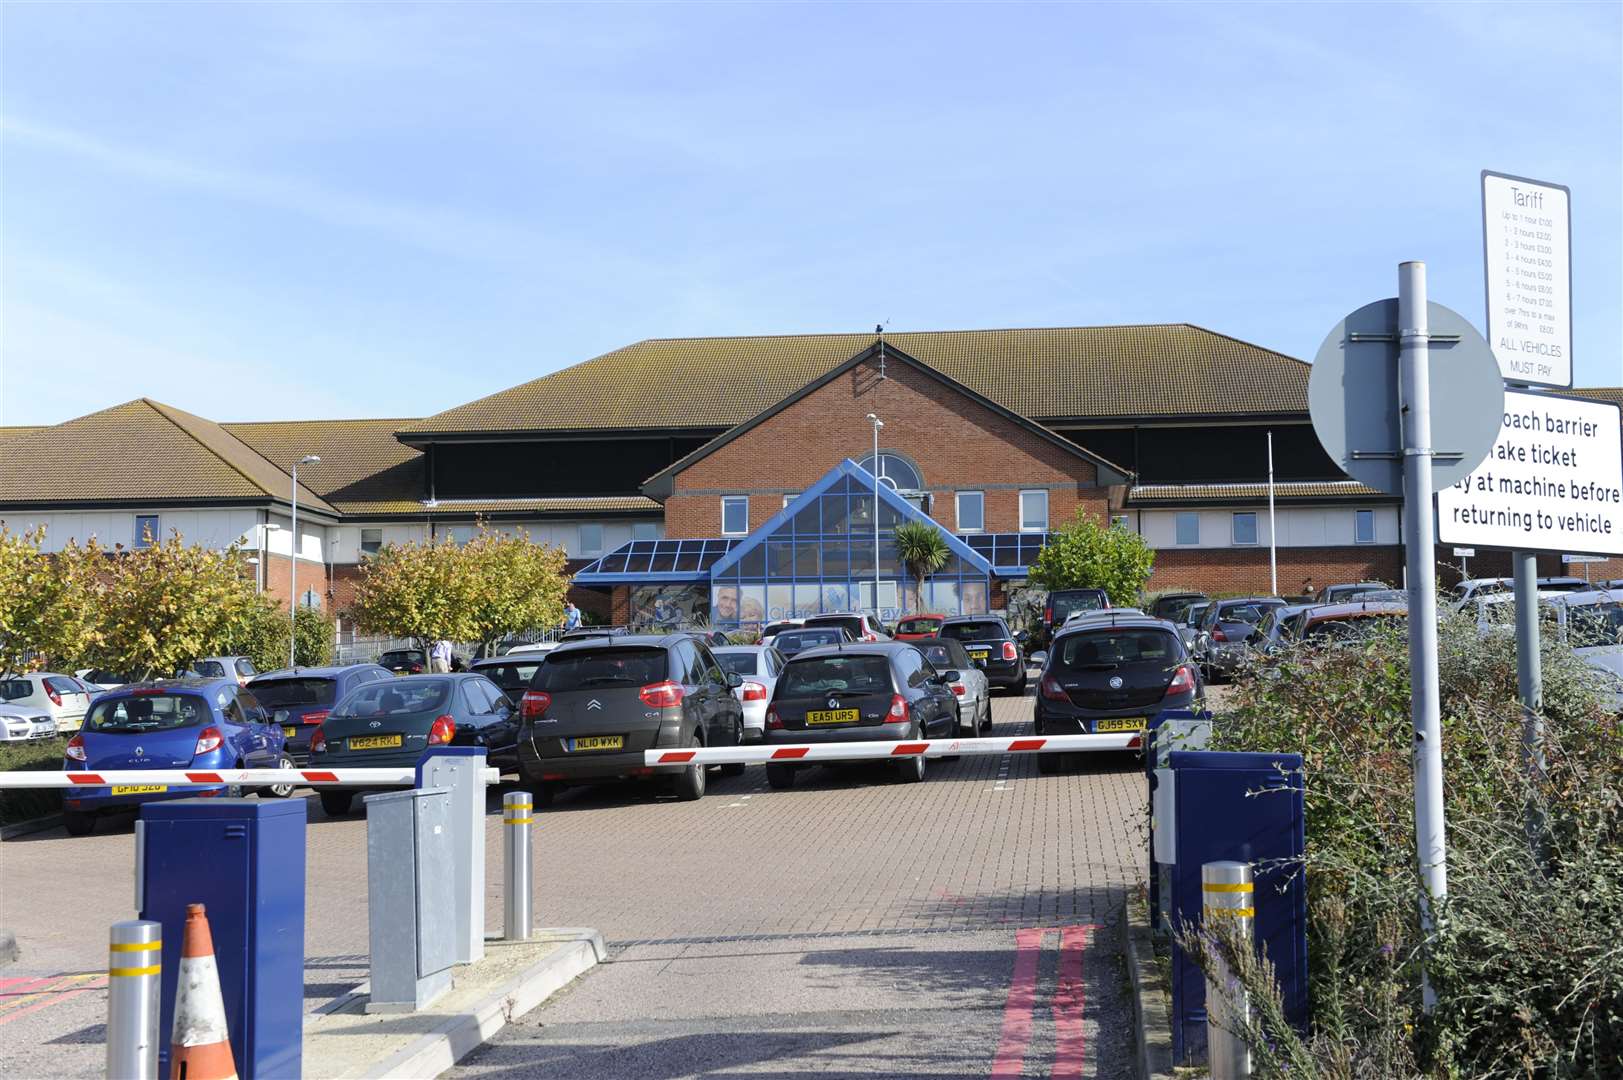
left=911, top=638, right=991, bottom=735
left=0, top=702, right=58, bottom=742
left=1, top=672, right=93, bottom=732
left=713, top=645, right=787, bottom=742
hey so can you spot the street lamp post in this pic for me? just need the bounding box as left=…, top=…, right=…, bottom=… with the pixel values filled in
left=290, top=455, right=320, bottom=669
left=866, top=414, right=883, bottom=621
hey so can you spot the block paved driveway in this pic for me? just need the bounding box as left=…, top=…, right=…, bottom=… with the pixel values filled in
left=1, top=686, right=1147, bottom=1079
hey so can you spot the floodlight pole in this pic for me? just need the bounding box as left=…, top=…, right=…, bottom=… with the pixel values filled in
left=1267, top=431, right=1278, bottom=596
left=867, top=414, right=883, bottom=620
left=290, top=455, right=320, bottom=669
left=1398, top=261, right=1446, bottom=1011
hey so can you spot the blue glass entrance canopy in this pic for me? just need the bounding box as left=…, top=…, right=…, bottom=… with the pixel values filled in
left=572, top=538, right=740, bottom=584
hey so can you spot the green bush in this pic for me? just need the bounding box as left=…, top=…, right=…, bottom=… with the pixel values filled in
left=1027, top=510, right=1154, bottom=606
left=0, top=739, right=66, bottom=826
left=226, top=603, right=334, bottom=672
left=1200, top=612, right=1623, bottom=1078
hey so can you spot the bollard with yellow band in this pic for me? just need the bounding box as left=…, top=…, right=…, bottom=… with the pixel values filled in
left=107, top=920, right=162, bottom=1080
left=1201, top=860, right=1253, bottom=1079
left=503, top=791, right=534, bottom=941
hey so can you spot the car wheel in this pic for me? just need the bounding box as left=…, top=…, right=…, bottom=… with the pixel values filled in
left=1014, top=673, right=1028, bottom=696
left=765, top=763, right=795, bottom=790
left=531, top=780, right=557, bottom=808
left=895, top=731, right=927, bottom=783
left=672, top=733, right=706, bottom=801
left=62, top=810, right=95, bottom=836
left=319, top=790, right=354, bottom=817
left=1038, top=753, right=1062, bottom=775
left=720, top=718, right=747, bottom=777
left=262, top=754, right=297, bottom=798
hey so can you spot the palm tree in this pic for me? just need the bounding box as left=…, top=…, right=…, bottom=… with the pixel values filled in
left=893, top=521, right=950, bottom=612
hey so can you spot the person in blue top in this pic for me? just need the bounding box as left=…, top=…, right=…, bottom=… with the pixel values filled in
left=562, top=601, right=581, bottom=632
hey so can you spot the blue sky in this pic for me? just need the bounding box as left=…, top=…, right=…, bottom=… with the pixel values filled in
left=3, top=2, right=1619, bottom=426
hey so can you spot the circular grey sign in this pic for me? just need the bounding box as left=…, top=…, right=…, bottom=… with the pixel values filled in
left=1309, top=299, right=1504, bottom=496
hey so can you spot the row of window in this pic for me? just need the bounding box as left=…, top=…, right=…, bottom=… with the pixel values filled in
left=722, top=490, right=1050, bottom=537
left=1170, top=509, right=1377, bottom=546
left=358, top=521, right=661, bottom=557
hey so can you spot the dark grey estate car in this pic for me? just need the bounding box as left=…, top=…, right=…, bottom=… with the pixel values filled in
left=762, top=642, right=960, bottom=790
left=938, top=615, right=1027, bottom=693
left=516, top=633, right=746, bottom=805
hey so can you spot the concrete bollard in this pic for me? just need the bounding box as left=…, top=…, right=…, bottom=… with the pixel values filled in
left=503, top=791, right=534, bottom=941
left=1202, top=860, right=1253, bottom=1079
left=106, top=919, right=162, bottom=1080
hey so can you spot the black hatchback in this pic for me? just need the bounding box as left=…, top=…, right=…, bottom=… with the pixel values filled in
left=1034, top=616, right=1201, bottom=771
left=516, top=634, right=746, bottom=805
left=762, top=642, right=959, bottom=789
left=938, top=616, right=1027, bottom=693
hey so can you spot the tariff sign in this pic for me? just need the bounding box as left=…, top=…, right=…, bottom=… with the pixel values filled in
left=1482, top=171, right=1572, bottom=388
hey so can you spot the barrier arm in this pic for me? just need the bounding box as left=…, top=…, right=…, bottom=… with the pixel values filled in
left=646, top=732, right=1141, bottom=767
left=0, top=767, right=500, bottom=788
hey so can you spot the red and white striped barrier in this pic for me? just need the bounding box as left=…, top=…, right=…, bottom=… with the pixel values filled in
left=645, top=732, right=1141, bottom=767
left=0, top=767, right=499, bottom=789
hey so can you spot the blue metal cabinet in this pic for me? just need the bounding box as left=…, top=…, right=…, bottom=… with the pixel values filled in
left=1162, top=750, right=1307, bottom=1067
left=139, top=798, right=306, bottom=1080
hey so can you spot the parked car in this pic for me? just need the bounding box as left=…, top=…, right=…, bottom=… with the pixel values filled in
left=377, top=648, right=427, bottom=675
left=1175, top=602, right=1209, bottom=653
left=0, top=703, right=57, bottom=742
left=1034, top=616, right=1200, bottom=773
left=1148, top=592, right=1208, bottom=622
left=759, top=619, right=804, bottom=648
left=516, top=633, right=746, bottom=805
left=559, top=627, right=627, bottom=642
left=912, top=637, right=991, bottom=734
left=1313, top=583, right=1388, bottom=605
left=713, top=645, right=787, bottom=742
left=60, top=678, right=292, bottom=835
left=1193, top=597, right=1288, bottom=681
left=504, top=641, right=558, bottom=658
left=1, top=672, right=94, bottom=732
left=894, top=614, right=947, bottom=641
left=308, top=673, right=523, bottom=816
left=184, top=656, right=260, bottom=685
left=1299, top=602, right=1409, bottom=643
left=1255, top=603, right=1316, bottom=655
left=772, top=626, right=854, bottom=659
left=802, top=612, right=891, bottom=642
left=762, top=642, right=960, bottom=789
left=1065, top=607, right=1145, bottom=627
left=468, top=655, right=550, bottom=708
left=247, top=664, right=394, bottom=765
left=77, top=669, right=133, bottom=692
left=1042, top=588, right=1109, bottom=637
left=1474, top=589, right=1623, bottom=710
left=938, top=615, right=1028, bottom=694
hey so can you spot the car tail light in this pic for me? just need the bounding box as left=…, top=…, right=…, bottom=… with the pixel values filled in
left=1043, top=603, right=1053, bottom=625
left=885, top=694, right=909, bottom=724
left=303, top=710, right=329, bottom=726
left=1164, top=665, right=1197, bottom=699
left=520, top=690, right=551, bottom=719
left=65, top=734, right=86, bottom=762
left=45, top=684, right=62, bottom=706
left=765, top=706, right=783, bottom=730
left=950, top=684, right=966, bottom=697
left=639, top=680, right=684, bottom=708
left=1040, top=677, right=1070, bottom=702
left=1211, top=627, right=1228, bottom=642
left=1001, top=641, right=1018, bottom=662
left=740, top=681, right=768, bottom=702
left=310, top=726, right=327, bottom=754
left=193, top=726, right=224, bottom=756
left=408, top=663, right=423, bottom=674
left=428, top=715, right=456, bottom=745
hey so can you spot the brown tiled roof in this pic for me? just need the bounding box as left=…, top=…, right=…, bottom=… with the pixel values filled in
left=224, top=418, right=423, bottom=516
left=1552, top=386, right=1623, bottom=410
left=0, top=425, right=47, bottom=442
left=0, top=399, right=335, bottom=513
left=399, top=324, right=1312, bottom=436
left=1128, top=481, right=1390, bottom=504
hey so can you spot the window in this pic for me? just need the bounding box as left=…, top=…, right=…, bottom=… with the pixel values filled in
left=856, top=452, right=923, bottom=491
left=1111, top=514, right=1132, bottom=532
left=632, top=521, right=659, bottom=542
left=781, top=493, right=799, bottom=508
left=1019, top=490, right=1048, bottom=532
left=360, top=528, right=383, bottom=555
left=1175, top=512, right=1201, bottom=546
left=1354, top=509, right=1376, bottom=545
left=300, top=588, right=323, bottom=610
left=134, top=515, right=160, bottom=549
left=956, top=491, right=985, bottom=532
left=578, top=523, right=604, bottom=556
left=721, top=497, right=749, bottom=536
left=1232, top=512, right=1259, bottom=546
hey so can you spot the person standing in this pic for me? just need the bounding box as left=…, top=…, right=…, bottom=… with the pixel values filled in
left=562, top=601, right=581, bottom=632
left=430, top=638, right=453, bottom=673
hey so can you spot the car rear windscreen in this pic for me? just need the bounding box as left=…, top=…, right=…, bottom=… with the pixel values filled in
left=778, top=656, right=892, bottom=696
left=940, top=621, right=1004, bottom=642
left=86, top=694, right=208, bottom=732
left=1051, top=593, right=1104, bottom=619
left=380, top=651, right=426, bottom=665
left=534, top=648, right=668, bottom=691
left=192, top=660, right=226, bottom=677
left=779, top=629, right=845, bottom=648
left=249, top=678, right=339, bottom=708
left=1218, top=603, right=1279, bottom=625
left=715, top=653, right=760, bottom=677
left=1053, top=630, right=1176, bottom=671
left=334, top=679, right=451, bottom=718
left=473, top=662, right=543, bottom=688
left=916, top=644, right=963, bottom=669
left=896, top=617, right=942, bottom=634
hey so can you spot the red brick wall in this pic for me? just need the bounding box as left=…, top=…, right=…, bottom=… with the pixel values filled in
left=1145, top=546, right=1406, bottom=597
left=663, top=358, right=1109, bottom=537
left=261, top=554, right=333, bottom=611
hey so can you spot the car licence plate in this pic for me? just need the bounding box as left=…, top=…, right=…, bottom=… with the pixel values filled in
left=569, top=735, right=624, bottom=751
left=111, top=784, right=167, bottom=795
left=805, top=708, right=860, bottom=725
left=1096, top=717, right=1146, bottom=733
left=968, top=650, right=990, bottom=662
left=348, top=734, right=403, bottom=750
left=283, top=726, right=297, bottom=739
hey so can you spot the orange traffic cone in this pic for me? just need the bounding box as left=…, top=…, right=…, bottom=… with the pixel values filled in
left=169, top=904, right=237, bottom=1080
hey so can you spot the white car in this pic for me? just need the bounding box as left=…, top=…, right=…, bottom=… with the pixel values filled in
left=1, top=672, right=93, bottom=733
left=504, top=641, right=558, bottom=657
left=1475, top=589, right=1623, bottom=710
left=912, top=638, right=992, bottom=735
left=0, top=703, right=57, bottom=742
left=758, top=619, right=804, bottom=650
left=1063, top=607, right=1146, bottom=626
left=713, top=645, right=787, bottom=742
left=186, top=656, right=260, bottom=685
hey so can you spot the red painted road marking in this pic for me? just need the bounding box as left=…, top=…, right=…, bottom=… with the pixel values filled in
left=0, top=976, right=106, bottom=1027
left=0, top=975, right=58, bottom=1001
left=1052, top=925, right=1092, bottom=1077
left=769, top=747, right=810, bottom=759
left=0, top=975, right=51, bottom=992
left=1008, top=738, right=1046, bottom=752
left=989, top=928, right=1046, bottom=1077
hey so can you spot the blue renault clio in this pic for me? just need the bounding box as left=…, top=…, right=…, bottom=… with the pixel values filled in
left=61, top=677, right=291, bottom=836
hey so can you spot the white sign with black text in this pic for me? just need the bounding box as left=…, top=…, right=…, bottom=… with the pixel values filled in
left=1437, top=390, right=1623, bottom=556
left=1482, top=171, right=1572, bottom=388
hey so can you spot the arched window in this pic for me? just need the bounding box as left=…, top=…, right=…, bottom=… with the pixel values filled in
left=856, top=452, right=923, bottom=492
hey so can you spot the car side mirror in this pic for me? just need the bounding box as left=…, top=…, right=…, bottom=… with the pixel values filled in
left=726, top=671, right=742, bottom=688
left=939, top=669, right=961, bottom=684
left=1015, top=630, right=1030, bottom=644
left=1030, top=651, right=1048, bottom=667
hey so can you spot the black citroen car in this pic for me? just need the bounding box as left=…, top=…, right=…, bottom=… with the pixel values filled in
left=1033, top=614, right=1201, bottom=773
left=515, top=634, right=746, bottom=805
left=762, top=642, right=960, bottom=790
left=937, top=615, right=1027, bottom=693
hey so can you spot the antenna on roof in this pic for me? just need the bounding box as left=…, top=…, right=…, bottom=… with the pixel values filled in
left=875, top=321, right=889, bottom=380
